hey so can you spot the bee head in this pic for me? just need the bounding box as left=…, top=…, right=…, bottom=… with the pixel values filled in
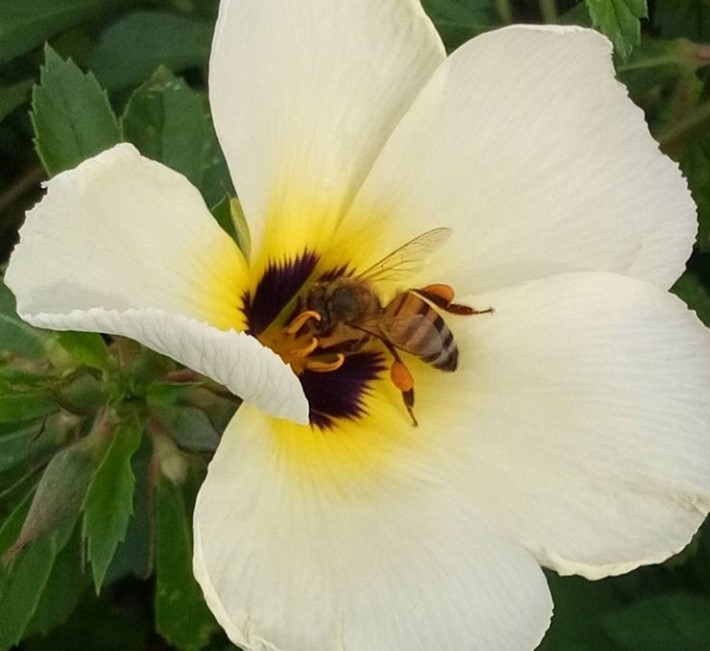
left=304, top=279, right=372, bottom=334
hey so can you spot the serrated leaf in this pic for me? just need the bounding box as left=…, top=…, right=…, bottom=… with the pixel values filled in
left=0, top=0, right=127, bottom=63
left=82, top=422, right=142, bottom=592
left=672, top=272, right=710, bottom=326
left=91, top=11, right=212, bottom=92
left=103, top=437, right=152, bottom=584
left=587, top=0, right=648, bottom=59
left=601, top=593, right=710, bottom=651
left=0, top=278, right=53, bottom=359
left=155, top=476, right=218, bottom=651
left=0, top=394, right=57, bottom=423
left=56, top=332, right=110, bottom=372
left=32, top=46, right=121, bottom=177
left=122, top=67, right=206, bottom=187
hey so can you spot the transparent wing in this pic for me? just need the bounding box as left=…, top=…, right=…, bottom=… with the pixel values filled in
left=358, top=227, right=452, bottom=283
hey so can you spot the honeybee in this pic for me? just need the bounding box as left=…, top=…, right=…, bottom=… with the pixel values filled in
left=291, top=228, right=493, bottom=425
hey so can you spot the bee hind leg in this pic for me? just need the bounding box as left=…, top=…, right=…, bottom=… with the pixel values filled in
left=414, top=283, right=493, bottom=316
left=387, top=346, right=418, bottom=427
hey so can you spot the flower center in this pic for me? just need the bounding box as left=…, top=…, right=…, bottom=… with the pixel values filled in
left=241, top=254, right=387, bottom=429
left=241, top=252, right=492, bottom=429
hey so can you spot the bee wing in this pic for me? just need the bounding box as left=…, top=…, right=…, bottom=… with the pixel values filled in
left=358, top=227, right=452, bottom=283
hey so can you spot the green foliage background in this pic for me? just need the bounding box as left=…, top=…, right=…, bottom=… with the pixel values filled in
left=1, top=0, right=710, bottom=649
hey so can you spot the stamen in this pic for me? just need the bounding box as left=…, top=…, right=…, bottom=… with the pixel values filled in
left=290, top=337, right=320, bottom=359
left=305, top=354, right=345, bottom=373
left=286, top=309, right=322, bottom=334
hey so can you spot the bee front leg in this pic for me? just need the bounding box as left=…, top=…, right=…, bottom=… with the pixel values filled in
left=414, top=284, right=493, bottom=316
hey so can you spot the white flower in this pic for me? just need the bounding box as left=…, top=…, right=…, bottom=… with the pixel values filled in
left=6, top=1, right=710, bottom=650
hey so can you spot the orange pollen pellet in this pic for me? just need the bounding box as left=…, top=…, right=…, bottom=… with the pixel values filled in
left=390, top=360, right=414, bottom=392
left=420, top=283, right=455, bottom=304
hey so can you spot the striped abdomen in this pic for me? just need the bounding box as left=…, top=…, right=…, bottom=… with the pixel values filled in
left=379, top=291, right=458, bottom=371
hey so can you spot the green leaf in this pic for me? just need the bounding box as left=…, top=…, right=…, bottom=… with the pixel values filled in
left=154, top=476, right=218, bottom=651
left=91, top=11, right=213, bottom=92
left=0, top=394, right=57, bottom=424
left=210, top=195, right=252, bottom=256
left=199, top=108, right=234, bottom=209
left=103, top=437, right=152, bottom=584
left=601, top=593, right=710, bottom=651
left=0, top=0, right=128, bottom=63
left=538, top=572, right=625, bottom=651
left=229, top=196, right=252, bottom=259
left=4, top=436, right=101, bottom=565
left=82, top=422, right=142, bottom=592
left=559, top=1, right=593, bottom=26
left=672, top=272, right=710, bottom=326
left=154, top=405, right=220, bottom=453
left=32, top=46, right=121, bottom=177
left=587, top=0, right=648, bottom=59
left=0, top=489, right=76, bottom=650
left=0, top=486, right=33, bottom=554
left=24, top=526, right=89, bottom=638
left=0, top=368, right=48, bottom=387
left=56, top=332, right=110, bottom=372
left=420, top=0, right=500, bottom=51
left=0, top=417, right=64, bottom=506
left=0, top=278, right=52, bottom=359
left=122, top=67, right=206, bottom=187
left=57, top=373, right=106, bottom=413
left=22, top=583, right=150, bottom=651
left=0, top=420, right=45, bottom=473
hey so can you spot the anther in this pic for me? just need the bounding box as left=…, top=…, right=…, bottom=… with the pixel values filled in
left=290, top=337, right=319, bottom=359
left=286, top=310, right=322, bottom=334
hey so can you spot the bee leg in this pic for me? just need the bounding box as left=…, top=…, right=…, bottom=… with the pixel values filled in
left=414, top=284, right=494, bottom=317
left=386, top=345, right=418, bottom=427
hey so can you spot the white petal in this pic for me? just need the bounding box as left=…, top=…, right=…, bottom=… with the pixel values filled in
left=209, top=0, right=445, bottom=263
left=409, top=272, right=710, bottom=578
left=6, top=143, right=248, bottom=329
left=193, top=405, right=552, bottom=651
left=25, top=308, right=308, bottom=423
left=341, top=26, right=695, bottom=291
left=5, top=144, right=308, bottom=421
